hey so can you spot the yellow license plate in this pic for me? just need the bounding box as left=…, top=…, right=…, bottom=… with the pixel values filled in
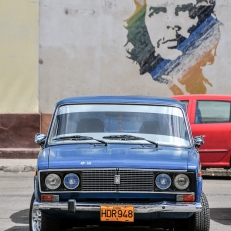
left=100, top=205, right=134, bottom=222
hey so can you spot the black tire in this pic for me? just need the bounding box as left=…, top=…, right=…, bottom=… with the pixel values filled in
left=29, top=193, right=41, bottom=231
left=175, top=191, right=210, bottom=231
left=192, top=191, right=210, bottom=231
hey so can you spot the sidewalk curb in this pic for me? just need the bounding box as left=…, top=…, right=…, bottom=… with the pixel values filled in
left=0, top=165, right=36, bottom=172
left=202, top=169, right=231, bottom=177
left=0, top=159, right=37, bottom=173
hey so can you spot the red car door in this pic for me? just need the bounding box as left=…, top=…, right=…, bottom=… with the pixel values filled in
left=190, top=98, right=231, bottom=167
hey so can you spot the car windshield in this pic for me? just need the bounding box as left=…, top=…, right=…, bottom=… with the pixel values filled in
left=49, top=104, right=190, bottom=147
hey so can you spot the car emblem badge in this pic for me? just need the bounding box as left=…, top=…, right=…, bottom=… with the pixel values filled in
left=114, top=175, right=120, bottom=185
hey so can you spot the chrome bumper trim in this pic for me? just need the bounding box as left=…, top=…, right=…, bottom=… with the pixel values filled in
left=33, top=201, right=202, bottom=213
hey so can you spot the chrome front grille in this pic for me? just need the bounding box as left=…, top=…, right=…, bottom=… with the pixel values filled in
left=81, top=169, right=117, bottom=192
left=81, top=169, right=154, bottom=192
left=119, top=170, right=154, bottom=191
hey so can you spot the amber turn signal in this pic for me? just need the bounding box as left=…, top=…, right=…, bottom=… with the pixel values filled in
left=176, top=194, right=195, bottom=202
left=41, top=194, right=59, bottom=202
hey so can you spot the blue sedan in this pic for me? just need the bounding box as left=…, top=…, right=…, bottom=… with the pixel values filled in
left=29, top=96, right=208, bottom=231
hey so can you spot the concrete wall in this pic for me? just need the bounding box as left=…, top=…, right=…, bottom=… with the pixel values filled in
left=0, top=0, right=39, bottom=149
left=39, top=0, right=157, bottom=114
left=39, top=0, right=231, bottom=114
left=1, top=0, right=231, bottom=150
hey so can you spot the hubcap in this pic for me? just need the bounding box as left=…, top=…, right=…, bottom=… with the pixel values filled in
left=31, top=201, right=41, bottom=231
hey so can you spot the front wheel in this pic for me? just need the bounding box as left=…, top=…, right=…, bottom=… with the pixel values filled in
left=192, top=191, right=210, bottom=231
left=29, top=193, right=41, bottom=231
left=29, top=193, right=62, bottom=231
left=175, top=191, right=210, bottom=231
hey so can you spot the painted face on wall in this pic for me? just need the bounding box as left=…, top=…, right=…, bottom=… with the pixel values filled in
left=145, top=0, right=198, bottom=60
left=125, top=0, right=220, bottom=95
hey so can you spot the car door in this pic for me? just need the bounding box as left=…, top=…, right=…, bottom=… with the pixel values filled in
left=190, top=98, right=231, bottom=167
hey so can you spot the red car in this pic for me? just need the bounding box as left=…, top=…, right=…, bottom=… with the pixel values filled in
left=172, top=94, right=231, bottom=169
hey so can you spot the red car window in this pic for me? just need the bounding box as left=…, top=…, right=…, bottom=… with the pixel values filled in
left=195, top=100, right=231, bottom=124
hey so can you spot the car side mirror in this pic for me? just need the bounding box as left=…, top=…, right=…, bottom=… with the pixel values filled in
left=194, top=135, right=204, bottom=149
left=35, top=133, right=47, bottom=149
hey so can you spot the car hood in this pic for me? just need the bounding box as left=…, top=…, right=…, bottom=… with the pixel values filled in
left=38, top=144, right=190, bottom=170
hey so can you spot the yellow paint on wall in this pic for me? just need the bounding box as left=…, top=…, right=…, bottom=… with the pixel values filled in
left=169, top=43, right=218, bottom=95
left=0, top=0, right=39, bottom=113
left=178, top=43, right=218, bottom=94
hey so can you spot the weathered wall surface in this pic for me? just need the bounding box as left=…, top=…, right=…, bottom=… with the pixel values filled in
left=0, top=0, right=39, bottom=113
left=39, top=0, right=231, bottom=114
left=0, top=0, right=39, bottom=149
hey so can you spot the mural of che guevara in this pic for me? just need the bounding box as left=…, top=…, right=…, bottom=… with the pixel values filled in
left=125, top=0, right=221, bottom=95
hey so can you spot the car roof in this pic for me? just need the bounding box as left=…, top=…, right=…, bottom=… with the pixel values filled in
left=56, top=95, right=184, bottom=108
left=172, top=94, right=231, bottom=100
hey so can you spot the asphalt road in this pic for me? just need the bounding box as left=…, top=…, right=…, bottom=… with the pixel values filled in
left=0, top=172, right=230, bottom=231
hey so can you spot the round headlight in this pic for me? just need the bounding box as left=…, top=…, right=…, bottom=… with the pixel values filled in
left=64, top=173, right=80, bottom=190
left=174, top=174, right=190, bottom=190
left=155, top=174, right=171, bottom=190
left=45, top=174, right=61, bottom=190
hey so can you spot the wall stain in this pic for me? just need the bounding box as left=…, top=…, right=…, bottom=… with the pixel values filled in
left=105, top=0, right=117, bottom=9
left=64, top=8, right=95, bottom=15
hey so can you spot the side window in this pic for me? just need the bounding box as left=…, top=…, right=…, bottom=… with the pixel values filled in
left=180, top=100, right=189, bottom=109
left=195, top=101, right=231, bottom=124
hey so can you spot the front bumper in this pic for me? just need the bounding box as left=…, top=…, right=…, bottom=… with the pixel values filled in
left=34, top=201, right=202, bottom=213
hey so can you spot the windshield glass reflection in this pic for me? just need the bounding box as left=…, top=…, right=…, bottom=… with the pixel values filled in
left=49, top=104, right=190, bottom=147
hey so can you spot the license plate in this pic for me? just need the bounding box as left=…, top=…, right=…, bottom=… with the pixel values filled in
left=100, top=205, right=134, bottom=222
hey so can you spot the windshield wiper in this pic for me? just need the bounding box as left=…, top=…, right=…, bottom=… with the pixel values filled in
left=102, top=135, right=158, bottom=147
left=53, top=135, right=107, bottom=146
left=53, top=135, right=92, bottom=140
